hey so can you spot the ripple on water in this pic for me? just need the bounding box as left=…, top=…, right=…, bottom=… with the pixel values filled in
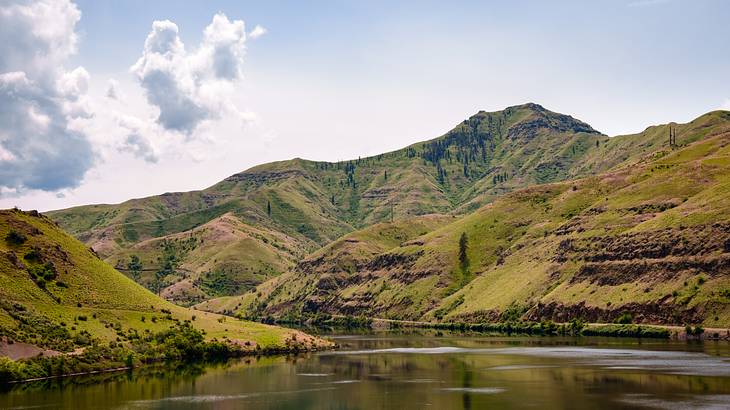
left=121, top=387, right=337, bottom=408
left=618, top=393, right=730, bottom=410
left=487, top=365, right=556, bottom=371
left=441, top=387, right=506, bottom=394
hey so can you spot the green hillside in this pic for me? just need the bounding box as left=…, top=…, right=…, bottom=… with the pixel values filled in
left=48, top=103, right=612, bottom=304
left=199, top=110, right=730, bottom=328
left=0, top=208, right=329, bottom=365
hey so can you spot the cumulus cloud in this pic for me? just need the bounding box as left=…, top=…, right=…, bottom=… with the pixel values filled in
left=131, top=13, right=253, bottom=135
left=1, top=1, right=263, bottom=195
left=115, top=115, right=159, bottom=163
left=0, top=0, right=95, bottom=192
left=106, top=79, right=120, bottom=100
left=249, top=25, right=267, bottom=39
left=120, top=134, right=159, bottom=163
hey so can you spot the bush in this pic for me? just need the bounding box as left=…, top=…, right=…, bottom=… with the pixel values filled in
left=582, top=324, right=669, bottom=339
left=5, top=230, right=26, bottom=245
left=614, top=313, right=633, bottom=324
left=685, top=325, right=704, bottom=336
left=23, top=248, right=42, bottom=262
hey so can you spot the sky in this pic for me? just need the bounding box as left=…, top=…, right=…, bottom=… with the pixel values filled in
left=1, top=0, right=729, bottom=211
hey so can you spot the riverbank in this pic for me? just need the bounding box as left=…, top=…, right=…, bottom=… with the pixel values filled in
left=5, top=332, right=730, bottom=409
left=369, top=317, right=730, bottom=340
left=263, top=314, right=730, bottom=341
left=0, top=322, right=334, bottom=385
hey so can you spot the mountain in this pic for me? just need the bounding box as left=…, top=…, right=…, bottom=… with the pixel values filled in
left=0, top=208, right=328, bottom=361
left=196, top=110, right=730, bottom=327
left=48, top=103, right=612, bottom=305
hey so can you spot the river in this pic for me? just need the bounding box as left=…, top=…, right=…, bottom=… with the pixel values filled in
left=2, top=330, right=730, bottom=409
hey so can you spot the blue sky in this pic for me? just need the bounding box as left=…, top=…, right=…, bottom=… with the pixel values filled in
left=1, top=0, right=729, bottom=210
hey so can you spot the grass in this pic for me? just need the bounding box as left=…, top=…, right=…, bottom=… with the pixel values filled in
left=209, top=109, right=730, bottom=328
left=0, top=209, right=331, bottom=365
left=47, top=103, right=617, bottom=305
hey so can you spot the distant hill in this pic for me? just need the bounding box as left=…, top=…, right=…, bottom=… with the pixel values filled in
left=196, top=111, right=730, bottom=327
left=49, top=103, right=617, bottom=304
left=0, top=208, right=327, bottom=358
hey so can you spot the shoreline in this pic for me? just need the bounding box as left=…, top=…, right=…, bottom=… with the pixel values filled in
left=3, top=344, right=332, bottom=385
left=263, top=315, right=730, bottom=341
left=370, top=318, right=730, bottom=340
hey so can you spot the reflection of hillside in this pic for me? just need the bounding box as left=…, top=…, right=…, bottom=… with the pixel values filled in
left=3, top=335, right=730, bottom=409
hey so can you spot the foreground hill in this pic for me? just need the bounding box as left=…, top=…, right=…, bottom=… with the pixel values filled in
left=0, top=208, right=328, bottom=363
left=49, top=103, right=616, bottom=304
left=198, top=111, right=730, bottom=327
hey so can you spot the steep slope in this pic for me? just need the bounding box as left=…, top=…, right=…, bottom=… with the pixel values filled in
left=0, top=208, right=328, bottom=359
left=204, top=111, right=730, bottom=327
left=48, top=103, right=610, bottom=304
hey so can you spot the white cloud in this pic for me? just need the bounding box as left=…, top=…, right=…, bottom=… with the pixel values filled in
left=0, top=1, right=264, bottom=200
left=249, top=25, right=267, bottom=40
left=106, top=79, right=121, bottom=100
left=120, top=134, right=159, bottom=163
left=130, top=13, right=253, bottom=135
left=0, top=0, right=95, bottom=192
left=115, top=115, right=159, bottom=163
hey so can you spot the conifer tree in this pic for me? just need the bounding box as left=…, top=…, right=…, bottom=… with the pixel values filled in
left=458, top=232, right=469, bottom=272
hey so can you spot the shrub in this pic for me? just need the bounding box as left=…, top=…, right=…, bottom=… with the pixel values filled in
left=23, top=248, right=42, bottom=262
left=614, top=312, right=633, bottom=324
left=685, top=325, right=704, bottom=336
left=582, top=324, right=669, bottom=339
left=5, top=230, right=26, bottom=245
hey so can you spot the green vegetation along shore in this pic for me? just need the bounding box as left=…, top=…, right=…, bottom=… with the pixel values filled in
left=0, top=209, right=332, bottom=383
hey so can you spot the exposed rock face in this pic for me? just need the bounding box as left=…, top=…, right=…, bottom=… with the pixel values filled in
left=223, top=169, right=309, bottom=185
left=562, top=224, right=730, bottom=286
left=528, top=301, right=704, bottom=325
left=573, top=256, right=730, bottom=286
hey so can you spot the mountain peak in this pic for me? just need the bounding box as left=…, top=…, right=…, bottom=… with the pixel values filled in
left=463, top=103, right=602, bottom=136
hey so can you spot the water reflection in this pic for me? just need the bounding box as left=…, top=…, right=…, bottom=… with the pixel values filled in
left=1, top=332, right=730, bottom=409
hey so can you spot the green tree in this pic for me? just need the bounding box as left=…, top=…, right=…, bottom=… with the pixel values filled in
left=266, top=200, right=272, bottom=217
left=127, top=255, right=142, bottom=281
left=458, top=232, right=469, bottom=272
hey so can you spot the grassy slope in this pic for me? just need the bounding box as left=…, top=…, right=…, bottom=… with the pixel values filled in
left=47, top=103, right=608, bottom=304
left=210, top=111, right=730, bottom=327
left=0, top=209, right=328, bottom=352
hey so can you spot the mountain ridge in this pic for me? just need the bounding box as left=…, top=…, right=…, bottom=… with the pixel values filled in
left=47, top=104, right=724, bottom=307
left=198, top=109, right=730, bottom=326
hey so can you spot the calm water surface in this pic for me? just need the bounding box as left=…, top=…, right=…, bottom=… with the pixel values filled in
left=2, top=331, right=730, bottom=409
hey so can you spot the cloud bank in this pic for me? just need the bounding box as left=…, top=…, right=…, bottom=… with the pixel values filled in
left=0, top=0, right=265, bottom=195
left=130, top=13, right=258, bottom=134
left=0, top=0, right=94, bottom=192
